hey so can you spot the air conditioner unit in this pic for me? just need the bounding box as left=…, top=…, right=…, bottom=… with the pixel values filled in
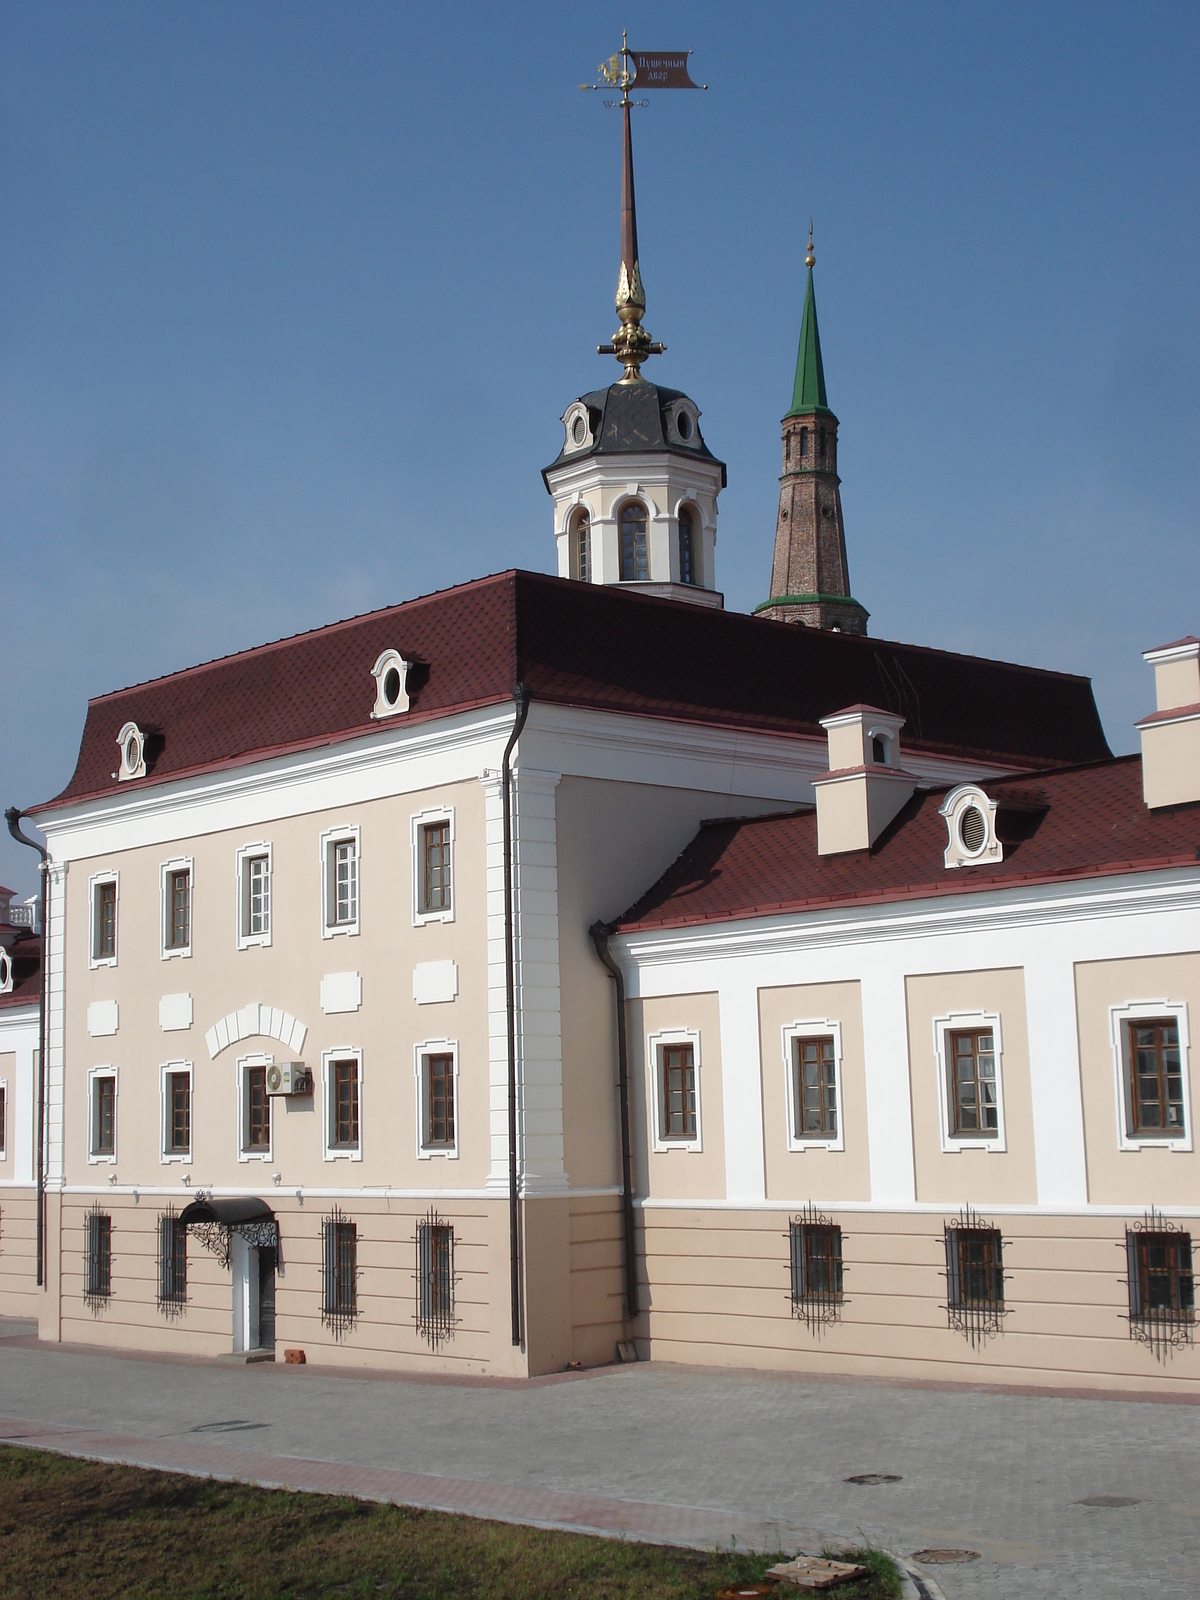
left=266, top=1062, right=311, bottom=1097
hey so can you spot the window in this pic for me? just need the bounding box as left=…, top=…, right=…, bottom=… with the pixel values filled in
left=90, top=1071, right=117, bottom=1161
left=785, top=432, right=791, bottom=463
left=818, top=427, right=827, bottom=462
left=84, top=1208, right=112, bottom=1304
left=238, top=1057, right=272, bottom=1161
left=783, top=1022, right=845, bottom=1151
left=370, top=648, right=411, bottom=719
left=321, top=1209, right=357, bottom=1329
left=871, top=735, right=887, bottom=765
left=160, top=1065, right=191, bottom=1162
left=1109, top=1002, right=1191, bottom=1150
left=320, top=826, right=360, bottom=938
left=324, top=1053, right=362, bottom=1159
left=416, top=1211, right=455, bottom=1348
left=572, top=509, right=591, bottom=582
left=91, top=875, right=117, bottom=964
left=1126, top=1223, right=1194, bottom=1353
left=663, top=1043, right=696, bottom=1139
left=620, top=501, right=649, bottom=582
left=648, top=1030, right=703, bottom=1151
left=948, top=1030, right=999, bottom=1138
left=678, top=507, right=696, bottom=585
left=790, top=1209, right=844, bottom=1328
left=799, top=426, right=808, bottom=458
left=158, top=1207, right=187, bottom=1310
left=0, top=1082, right=6, bottom=1159
left=236, top=844, right=272, bottom=948
left=411, top=809, right=455, bottom=925
left=160, top=860, right=193, bottom=957
left=415, top=1042, right=459, bottom=1158
left=945, top=1212, right=1005, bottom=1345
left=422, top=822, right=451, bottom=913
left=933, top=1012, right=1007, bottom=1151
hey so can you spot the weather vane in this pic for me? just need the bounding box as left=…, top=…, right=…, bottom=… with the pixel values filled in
left=581, top=33, right=706, bottom=382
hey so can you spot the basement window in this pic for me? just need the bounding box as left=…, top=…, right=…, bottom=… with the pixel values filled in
left=1126, top=1216, right=1194, bottom=1357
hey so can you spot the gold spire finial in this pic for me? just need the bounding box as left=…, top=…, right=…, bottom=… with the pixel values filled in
left=805, top=222, right=815, bottom=270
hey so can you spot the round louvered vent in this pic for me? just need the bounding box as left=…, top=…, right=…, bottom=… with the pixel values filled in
left=959, top=804, right=987, bottom=854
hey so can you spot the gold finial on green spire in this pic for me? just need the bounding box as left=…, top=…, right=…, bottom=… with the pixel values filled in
left=805, top=221, right=815, bottom=270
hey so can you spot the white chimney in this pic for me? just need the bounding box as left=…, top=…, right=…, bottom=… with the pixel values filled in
left=814, top=705, right=916, bottom=855
left=1137, top=637, right=1200, bottom=809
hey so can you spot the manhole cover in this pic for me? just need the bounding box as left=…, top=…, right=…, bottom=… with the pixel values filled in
left=912, top=1549, right=981, bottom=1564
left=845, top=1472, right=901, bottom=1485
left=1076, top=1495, right=1140, bottom=1508
left=715, top=1588, right=776, bottom=1599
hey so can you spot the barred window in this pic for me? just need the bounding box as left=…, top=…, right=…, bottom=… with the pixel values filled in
left=789, top=1209, right=843, bottom=1330
left=322, top=1211, right=357, bottom=1329
left=416, top=1212, right=454, bottom=1348
left=945, top=1213, right=1004, bottom=1345
left=421, top=822, right=452, bottom=914
left=85, top=1209, right=112, bottom=1303
left=1127, top=1224, right=1194, bottom=1355
left=661, top=1043, right=696, bottom=1140
left=792, top=1036, right=837, bottom=1139
left=158, top=1209, right=187, bottom=1309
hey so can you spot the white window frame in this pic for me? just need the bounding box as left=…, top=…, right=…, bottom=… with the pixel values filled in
left=411, top=807, right=456, bottom=926
left=647, top=1026, right=703, bottom=1153
left=235, top=841, right=273, bottom=950
left=88, top=869, right=119, bottom=969
left=0, top=1074, right=7, bottom=1162
left=87, top=1065, right=118, bottom=1165
left=322, top=1047, right=364, bottom=1162
left=1109, top=999, right=1192, bottom=1152
left=159, top=856, right=194, bottom=961
left=933, top=1010, right=1007, bottom=1153
left=236, top=1052, right=274, bottom=1163
left=319, top=824, right=360, bottom=939
left=782, top=1019, right=846, bottom=1153
left=414, top=1038, right=459, bottom=1160
left=159, top=1060, right=194, bottom=1166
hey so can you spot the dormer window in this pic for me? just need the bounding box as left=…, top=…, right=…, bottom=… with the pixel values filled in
left=940, top=785, right=1003, bottom=869
left=116, top=721, right=146, bottom=782
left=668, top=401, right=700, bottom=447
left=0, top=946, right=12, bottom=995
left=562, top=401, right=593, bottom=454
left=370, top=650, right=410, bottom=720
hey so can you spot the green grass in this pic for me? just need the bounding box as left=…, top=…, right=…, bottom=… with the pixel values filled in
left=0, top=1445, right=901, bottom=1600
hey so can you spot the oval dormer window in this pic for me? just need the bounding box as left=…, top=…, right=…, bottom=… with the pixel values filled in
left=116, top=721, right=146, bottom=782
left=959, top=804, right=988, bottom=855
left=939, top=785, right=1002, bottom=870
left=677, top=410, right=693, bottom=441
left=370, top=649, right=411, bottom=720
left=0, top=947, right=12, bottom=994
left=571, top=414, right=586, bottom=445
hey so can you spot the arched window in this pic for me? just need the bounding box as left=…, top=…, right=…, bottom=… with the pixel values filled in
left=871, top=735, right=888, bottom=766
left=678, top=507, right=697, bottom=586
left=620, top=501, right=649, bottom=582
left=572, top=509, right=591, bottom=583
left=785, top=433, right=791, bottom=463
left=819, top=427, right=827, bottom=462
left=799, top=426, right=808, bottom=459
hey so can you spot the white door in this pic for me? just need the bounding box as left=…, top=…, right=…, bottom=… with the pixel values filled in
left=231, top=1234, right=260, bottom=1353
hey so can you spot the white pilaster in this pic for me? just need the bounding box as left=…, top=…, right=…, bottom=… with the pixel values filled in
left=1023, top=945, right=1089, bottom=1206
left=45, top=860, right=67, bottom=1189
left=718, top=976, right=766, bottom=1201
left=857, top=958, right=918, bottom=1205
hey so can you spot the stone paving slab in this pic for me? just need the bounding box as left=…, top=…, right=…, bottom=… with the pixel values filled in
left=0, top=1335, right=1197, bottom=1598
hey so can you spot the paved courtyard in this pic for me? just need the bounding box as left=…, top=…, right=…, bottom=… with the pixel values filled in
left=0, top=1322, right=1196, bottom=1598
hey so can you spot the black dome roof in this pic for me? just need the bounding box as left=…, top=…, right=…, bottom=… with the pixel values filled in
left=542, top=382, right=726, bottom=489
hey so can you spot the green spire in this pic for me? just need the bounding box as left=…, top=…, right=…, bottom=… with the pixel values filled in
left=786, top=230, right=833, bottom=418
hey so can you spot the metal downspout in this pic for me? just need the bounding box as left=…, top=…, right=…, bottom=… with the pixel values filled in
left=589, top=922, right=638, bottom=1322
left=501, top=685, right=531, bottom=1347
left=5, top=810, right=48, bottom=1289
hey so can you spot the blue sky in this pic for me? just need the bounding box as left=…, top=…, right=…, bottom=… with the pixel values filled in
left=2, top=2, right=1198, bottom=896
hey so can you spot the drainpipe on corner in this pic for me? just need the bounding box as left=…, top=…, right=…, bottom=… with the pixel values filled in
left=501, top=685, right=531, bottom=1347
left=5, top=809, right=49, bottom=1289
left=589, top=922, right=638, bottom=1323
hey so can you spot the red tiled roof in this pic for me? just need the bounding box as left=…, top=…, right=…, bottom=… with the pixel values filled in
left=0, top=931, right=42, bottom=1010
left=37, top=570, right=1111, bottom=813
left=614, top=756, right=1200, bottom=932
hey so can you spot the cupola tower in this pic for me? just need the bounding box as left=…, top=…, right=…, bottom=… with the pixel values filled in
left=543, top=44, right=726, bottom=607
left=758, top=233, right=868, bottom=634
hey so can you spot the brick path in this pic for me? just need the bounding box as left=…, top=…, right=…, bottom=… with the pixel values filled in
left=0, top=1328, right=1196, bottom=1598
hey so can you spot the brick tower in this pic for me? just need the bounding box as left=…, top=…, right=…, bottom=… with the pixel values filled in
left=757, top=234, right=868, bottom=634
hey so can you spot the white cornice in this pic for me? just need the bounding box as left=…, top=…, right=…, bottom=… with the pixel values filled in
left=613, top=866, right=1200, bottom=968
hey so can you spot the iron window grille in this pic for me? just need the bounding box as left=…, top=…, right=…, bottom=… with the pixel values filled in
left=789, top=1206, right=845, bottom=1332
left=416, top=1209, right=456, bottom=1349
left=84, top=1206, right=112, bottom=1306
left=1125, top=1212, right=1194, bottom=1357
left=157, top=1205, right=187, bottom=1313
left=945, top=1208, right=1005, bottom=1346
left=321, top=1208, right=357, bottom=1333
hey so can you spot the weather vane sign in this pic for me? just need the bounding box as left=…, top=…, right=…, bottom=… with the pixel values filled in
left=581, top=34, right=707, bottom=382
